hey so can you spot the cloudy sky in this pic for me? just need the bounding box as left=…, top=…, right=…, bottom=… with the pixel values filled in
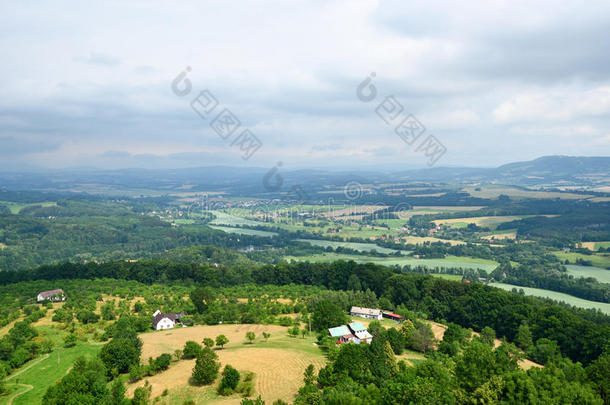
left=1, top=0, right=609, bottom=171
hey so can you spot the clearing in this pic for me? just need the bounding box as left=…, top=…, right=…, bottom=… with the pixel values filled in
left=132, top=324, right=326, bottom=404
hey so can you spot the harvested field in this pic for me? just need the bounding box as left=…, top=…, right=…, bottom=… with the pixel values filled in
left=140, top=324, right=289, bottom=359
left=132, top=324, right=326, bottom=404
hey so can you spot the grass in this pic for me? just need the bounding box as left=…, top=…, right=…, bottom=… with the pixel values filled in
left=0, top=201, right=57, bottom=215
left=552, top=251, right=610, bottom=269
left=580, top=241, right=610, bottom=251
left=433, top=216, right=524, bottom=230
left=565, top=265, right=610, bottom=283
left=1, top=342, right=101, bottom=405
left=489, top=282, right=610, bottom=314
left=133, top=324, right=327, bottom=404
left=461, top=185, right=593, bottom=200
left=210, top=225, right=277, bottom=237
left=284, top=253, right=499, bottom=271
left=295, top=239, right=404, bottom=254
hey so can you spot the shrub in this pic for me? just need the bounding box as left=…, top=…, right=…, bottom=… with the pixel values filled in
left=218, top=365, right=240, bottom=395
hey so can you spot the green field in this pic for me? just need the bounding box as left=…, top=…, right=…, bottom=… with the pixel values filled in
left=0, top=201, right=57, bottom=214
left=210, top=211, right=262, bottom=226
left=553, top=251, right=610, bottom=268
left=296, top=239, right=404, bottom=254
left=210, top=225, right=277, bottom=237
left=565, top=265, right=610, bottom=283
left=284, top=253, right=498, bottom=271
left=489, top=283, right=610, bottom=314
left=1, top=342, right=101, bottom=405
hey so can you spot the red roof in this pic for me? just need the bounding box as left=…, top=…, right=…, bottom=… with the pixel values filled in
left=383, top=312, right=405, bottom=319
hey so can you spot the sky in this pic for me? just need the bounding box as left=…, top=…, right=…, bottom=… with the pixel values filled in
left=1, top=0, right=609, bottom=171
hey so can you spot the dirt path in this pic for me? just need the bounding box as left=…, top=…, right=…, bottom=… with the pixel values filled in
left=5, top=354, right=49, bottom=380
left=6, top=383, right=33, bottom=405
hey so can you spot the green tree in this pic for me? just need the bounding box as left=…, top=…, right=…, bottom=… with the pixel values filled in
left=262, top=332, right=271, bottom=341
left=191, top=347, right=220, bottom=385
left=183, top=341, right=202, bottom=359
left=410, top=324, right=435, bottom=353
left=288, top=325, right=299, bottom=338
left=202, top=338, right=214, bottom=349
left=586, top=352, right=610, bottom=403
left=110, top=378, right=127, bottom=405
left=64, top=333, right=77, bottom=347
left=480, top=326, right=496, bottom=346
left=303, top=364, right=315, bottom=386
left=516, top=323, right=533, bottom=351
left=190, top=286, right=216, bottom=314
left=383, top=340, right=398, bottom=375
left=218, top=364, right=240, bottom=395
left=311, top=300, right=348, bottom=331
left=43, top=357, right=110, bottom=404
left=131, top=382, right=151, bottom=405
left=99, top=331, right=142, bottom=374
left=246, top=331, right=256, bottom=344
left=215, top=334, right=229, bottom=349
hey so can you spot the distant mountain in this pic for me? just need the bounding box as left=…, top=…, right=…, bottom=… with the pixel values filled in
left=0, top=156, right=608, bottom=194
left=391, top=156, right=610, bottom=186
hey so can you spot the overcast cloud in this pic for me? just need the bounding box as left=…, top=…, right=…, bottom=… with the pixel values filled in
left=0, top=0, right=609, bottom=170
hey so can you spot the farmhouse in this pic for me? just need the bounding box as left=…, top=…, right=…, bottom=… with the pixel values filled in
left=382, top=312, right=405, bottom=322
left=350, top=306, right=382, bottom=320
left=328, top=321, right=373, bottom=344
left=37, top=289, right=66, bottom=302
left=151, top=310, right=187, bottom=330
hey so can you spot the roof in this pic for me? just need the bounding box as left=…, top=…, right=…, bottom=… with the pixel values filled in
left=151, top=311, right=186, bottom=328
left=348, top=321, right=367, bottom=332
left=354, top=330, right=372, bottom=340
left=328, top=325, right=351, bottom=337
left=383, top=312, right=405, bottom=319
left=350, top=306, right=382, bottom=316
left=38, top=289, right=64, bottom=298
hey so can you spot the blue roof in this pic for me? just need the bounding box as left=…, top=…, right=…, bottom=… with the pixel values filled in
left=348, top=321, right=367, bottom=332
left=328, top=325, right=351, bottom=337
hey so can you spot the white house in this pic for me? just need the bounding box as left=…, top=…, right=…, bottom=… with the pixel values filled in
left=37, top=289, right=66, bottom=302
left=350, top=306, right=382, bottom=320
left=151, top=310, right=186, bottom=330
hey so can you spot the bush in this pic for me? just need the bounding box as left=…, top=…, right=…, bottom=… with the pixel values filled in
left=218, top=364, right=240, bottom=395
left=183, top=341, right=202, bottom=359
left=191, top=347, right=220, bottom=385
left=155, top=353, right=171, bottom=371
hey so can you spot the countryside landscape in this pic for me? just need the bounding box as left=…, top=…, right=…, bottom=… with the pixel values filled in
left=2, top=1, right=610, bottom=404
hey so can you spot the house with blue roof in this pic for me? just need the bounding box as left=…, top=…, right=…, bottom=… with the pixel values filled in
left=328, top=321, right=373, bottom=344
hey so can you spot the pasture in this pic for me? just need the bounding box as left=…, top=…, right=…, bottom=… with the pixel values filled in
left=565, top=265, right=610, bottom=283
left=461, top=185, right=593, bottom=200
left=0, top=201, right=57, bottom=215
left=210, top=226, right=277, bottom=237
left=132, top=324, right=326, bottom=404
left=553, top=251, right=610, bottom=269
left=489, top=283, right=610, bottom=314
left=433, top=216, right=523, bottom=230
left=295, top=239, right=403, bottom=254
left=284, top=253, right=499, bottom=271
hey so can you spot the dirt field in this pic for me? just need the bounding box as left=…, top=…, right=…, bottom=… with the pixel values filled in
left=131, top=324, right=326, bottom=404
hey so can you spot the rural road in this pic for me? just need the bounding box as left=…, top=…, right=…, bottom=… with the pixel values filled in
left=5, top=384, right=33, bottom=405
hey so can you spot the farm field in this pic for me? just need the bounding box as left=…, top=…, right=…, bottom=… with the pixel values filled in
left=210, top=225, right=277, bottom=237
left=1, top=340, right=101, bottom=405
left=552, top=251, right=610, bottom=268
left=461, top=185, right=594, bottom=200
left=581, top=241, right=610, bottom=251
left=209, top=211, right=262, bottom=227
left=0, top=201, right=57, bottom=214
left=284, top=253, right=499, bottom=271
left=565, top=265, right=610, bottom=283
left=433, top=216, right=524, bottom=230
left=132, top=324, right=326, bottom=404
left=295, top=239, right=404, bottom=254
left=489, top=283, right=610, bottom=314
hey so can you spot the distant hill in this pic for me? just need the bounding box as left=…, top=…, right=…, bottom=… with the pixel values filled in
left=391, top=156, right=610, bottom=186
left=0, top=156, right=608, bottom=194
